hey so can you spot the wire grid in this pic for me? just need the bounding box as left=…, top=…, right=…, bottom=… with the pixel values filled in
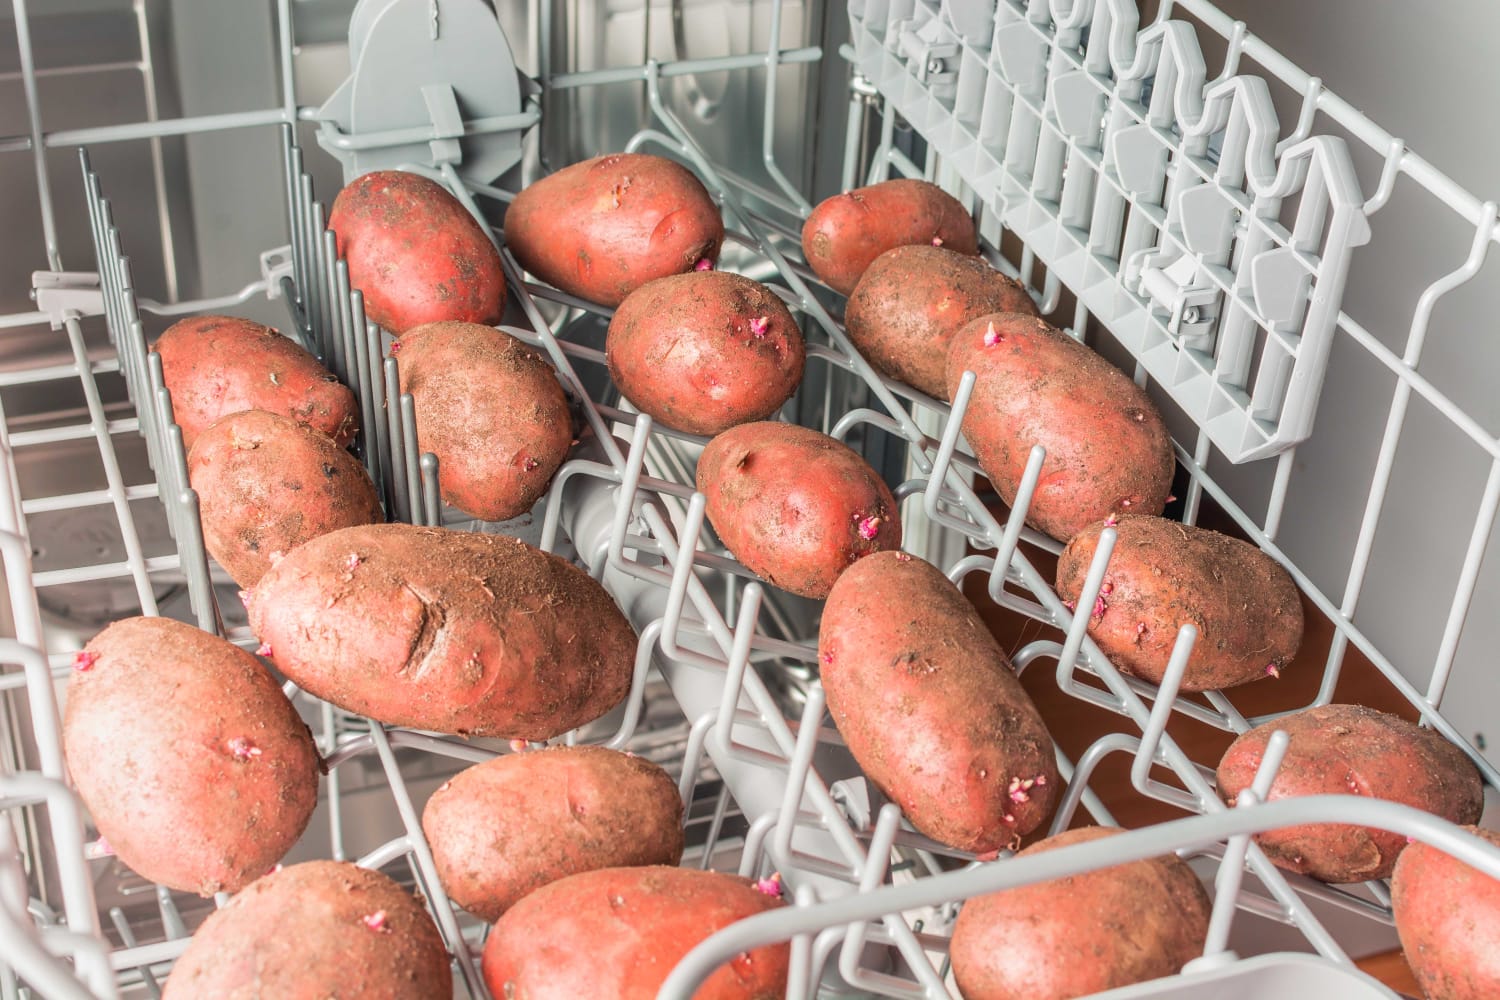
left=0, top=0, right=1499, bottom=998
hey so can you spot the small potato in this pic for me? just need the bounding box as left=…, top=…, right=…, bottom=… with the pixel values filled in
left=423, top=745, right=685, bottom=921
left=801, top=178, right=978, bottom=295
left=950, top=826, right=1212, bottom=1000
left=819, top=552, right=1058, bottom=852
left=329, top=169, right=505, bottom=334
left=1216, top=704, right=1484, bottom=883
left=845, top=244, right=1036, bottom=397
left=506, top=153, right=725, bottom=307
left=154, top=314, right=357, bottom=451
left=696, top=421, right=901, bottom=599
left=1055, top=515, right=1303, bottom=692
left=249, top=524, right=636, bottom=740
left=606, top=271, right=806, bottom=436
left=395, top=321, right=572, bottom=521
left=946, top=313, right=1175, bottom=542
left=63, top=616, right=319, bottom=896
left=482, top=866, right=789, bottom=1000
left=189, top=409, right=383, bottom=587
left=161, top=861, right=451, bottom=999
left=1392, top=826, right=1500, bottom=1000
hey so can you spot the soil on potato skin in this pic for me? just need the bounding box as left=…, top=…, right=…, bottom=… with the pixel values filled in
left=1392, top=826, right=1500, bottom=1000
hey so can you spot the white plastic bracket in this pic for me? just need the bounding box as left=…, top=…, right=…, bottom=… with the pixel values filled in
left=258, top=245, right=295, bottom=300
left=30, top=271, right=103, bottom=327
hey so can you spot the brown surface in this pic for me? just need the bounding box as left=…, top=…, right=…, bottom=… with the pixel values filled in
left=1355, top=949, right=1422, bottom=997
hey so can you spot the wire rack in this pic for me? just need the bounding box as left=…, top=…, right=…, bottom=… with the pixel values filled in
left=4, top=0, right=1500, bottom=998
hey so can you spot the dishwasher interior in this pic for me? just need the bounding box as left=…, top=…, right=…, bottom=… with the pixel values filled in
left=3, top=0, right=1500, bottom=997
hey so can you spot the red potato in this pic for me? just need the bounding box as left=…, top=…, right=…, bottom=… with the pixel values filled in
left=801, top=178, right=979, bottom=295
left=946, top=313, right=1175, bottom=542
left=248, top=524, right=636, bottom=740
left=63, top=616, right=319, bottom=896
left=506, top=153, right=725, bottom=307
left=950, top=826, right=1212, bottom=1000
left=153, top=314, right=357, bottom=451
left=161, top=861, right=451, bottom=999
left=481, top=866, right=789, bottom=1000
left=189, top=409, right=383, bottom=588
left=329, top=169, right=505, bottom=334
left=1392, top=826, right=1500, bottom=1000
left=394, top=321, right=572, bottom=521
left=696, top=421, right=901, bottom=599
left=819, top=551, right=1058, bottom=852
left=1055, top=515, right=1303, bottom=692
left=845, top=244, right=1036, bottom=398
left=606, top=271, right=806, bottom=436
left=1216, top=704, right=1484, bottom=883
left=422, top=745, right=685, bottom=921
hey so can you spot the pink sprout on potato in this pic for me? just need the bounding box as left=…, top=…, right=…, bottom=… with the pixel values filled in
left=821, top=651, right=833, bottom=665
left=255, top=643, right=273, bottom=658
left=344, top=553, right=362, bottom=572
left=982, top=321, right=1003, bottom=348
left=72, top=650, right=99, bottom=672
left=931, top=236, right=944, bottom=247
left=694, top=258, right=713, bottom=272
left=1265, top=663, right=1281, bottom=679
left=362, top=910, right=388, bottom=932
left=749, top=315, right=769, bottom=338
left=227, top=737, right=262, bottom=761
left=754, top=873, right=783, bottom=898
left=857, top=516, right=882, bottom=541
left=509, top=738, right=528, bottom=752
left=894, top=552, right=912, bottom=562
left=522, top=456, right=540, bottom=472
left=237, top=589, right=252, bottom=606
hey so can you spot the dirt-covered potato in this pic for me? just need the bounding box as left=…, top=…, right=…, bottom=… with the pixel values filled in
left=154, top=314, right=357, bottom=451
left=819, top=551, right=1058, bottom=852
left=801, top=178, right=978, bottom=295
left=161, top=861, right=451, bottom=999
left=506, top=153, right=725, bottom=307
left=248, top=524, right=635, bottom=740
left=606, top=271, right=806, bottom=435
left=1392, top=826, right=1500, bottom=1000
left=394, top=320, right=572, bottom=522
left=950, top=826, right=1212, bottom=1000
left=1055, top=515, right=1303, bottom=692
left=63, top=616, right=319, bottom=896
left=422, top=745, right=685, bottom=921
left=696, top=421, right=901, bottom=599
left=845, top=244, right=1036, bottom=397
left=329, top=169, right=505, bottom=334
left=946, top=312, right=1175, bottom=542
left=1216, top=704, right=1484, bottom=882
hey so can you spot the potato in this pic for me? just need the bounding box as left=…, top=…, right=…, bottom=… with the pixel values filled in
left=188, top=409, right=383, bottom=588
left=329, top=169, right=505, bottom=334
left=1216, top=704, right=1484, bottom=882
left=696, top=421, right=901, bottom=599
left=946, top=312, right=1175, bottom=542
left=154, top=314, right=357, bottom=451
left=423, top=746, right=684, bottom=922
left=394, top=321, right=572, bottom=521
left=1054, top=515, right=1303, bottom=692
left=606, top=271, right=806, bottom=436
left=248, top=523, right=635, bottom=740
left=62, top=616, right=319, bottom=896
left=950, top=826, right=1211, bottom=1000
left=801, top=178, right=978, bottom=295
left=506, top=153, right=725, bottom=307
left=845, top=245, right=1036, bottom=397
left=1392, top=826, right=1500, bottom=1000
left=481, top=866, right=789, bottom=1000
left=161, top=860, right=451, bottom=999
left=819, top=551, right=1057, bottom=852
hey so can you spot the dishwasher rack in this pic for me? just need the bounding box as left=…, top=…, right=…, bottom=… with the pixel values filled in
left=4, top=0, right=1500, bottom=998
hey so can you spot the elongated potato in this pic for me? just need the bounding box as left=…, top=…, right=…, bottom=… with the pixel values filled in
left=950, top=826, right=1212, bottom=1000
left=1392, top=826, right=1500, bottom=1000
left=161, top=861, right=451, bottom=999
left=189, top=409, right=383, bottom=588
left=845, top=244, right=1036, bottom=397
left=696, top=421, right=901, bottom=599
left=329, top=169, right=505, bottom=334
left=154, top=314, right=357, bottom=451
left=946, top=313, right=1175, bottom=542
left=395, top=321, right=572, bottom=521
left=506, top=153, right=725, bottom=307
left=606, top=271, right=806, bottom=435
left=482, top=866, right=789, bottom=1000
left=819, top=551, right=1057, bottom=852
left=801, top=178, right=978, bottom=295
left=1216, top=704, right=1484, bottom=882
left=423, top=746, right=685, bottom=921
left=1055, top=515, right=1303, bottom=692
left=248, top=524, right=635, bottom=740
left=63, top=616, right=319, bottom=895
